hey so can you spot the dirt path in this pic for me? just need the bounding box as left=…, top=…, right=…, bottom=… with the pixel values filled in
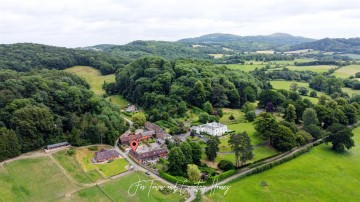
left=0, top=150, right=47, bottom=166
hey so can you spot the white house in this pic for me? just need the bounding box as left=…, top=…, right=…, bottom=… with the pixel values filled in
left=192, top=122, right=229, bottom=136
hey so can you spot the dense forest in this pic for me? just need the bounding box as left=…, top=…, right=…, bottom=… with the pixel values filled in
left=105, top=57, right=270, bottom=122
left=290, top=38, right=360, bottom=54
left=0, top=70, right=128, bottom=161
left=0, top=43, right=130, bottom=75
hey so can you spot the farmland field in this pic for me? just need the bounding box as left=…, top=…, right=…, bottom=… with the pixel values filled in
left=269, top=80, right=323, bottom=103
left=64, top=172, right=186, bottom=202
left=283, top=65, right=336, bottom=73
left=342, top=87, right=360, bottom=96
left=332, top=65, right=360, bottom=78
left=64, top=66, right=115, bottom=95
left=0, top=156, right=78, bottom=202
left=223, top=63, right=266, bottom=72
left=203, top=126, right=360, bottom=202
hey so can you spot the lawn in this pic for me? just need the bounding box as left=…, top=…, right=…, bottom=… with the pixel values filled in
left=95, top=158, right=128, bottom=177
left=220, top=108, right=246, bottom=124
left=53, top=149, right=94, bottom=184
left=64, top=66, right=115, bottom=95
left=68, top=172, right=186, bottom=202
left=332, top=65, right=360, bottom=78
left=210, top=122, right=278, bottom=165
left=0, top=156, right=78, bottom=202
left=204, top=126, right=360, bottom=202
left=75, top=146, right=128, bottom=178
left=106, top=95, right=129, bottom=109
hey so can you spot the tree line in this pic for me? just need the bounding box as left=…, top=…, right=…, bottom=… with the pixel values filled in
left=0, top=43, right=130, bottom=75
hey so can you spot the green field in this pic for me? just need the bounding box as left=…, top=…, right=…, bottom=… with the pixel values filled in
left=204, top=127, right=360, bottom=202
left=64, top=66, right=115, bottom=95
left=224, top=63, right=267, bottom=72
left=75, top=146, right=127, bottom=178
left=332, top=65, right=360, bottom=78
left=0, top=156, right=78, bottom=202
left=66, top=172, right=186, bottom=202
left=53, top=149, right=94, bottom=184
left=283, top=65, right=336, bottom=73
left=269, top=80, right=323, bottom=103
left=106, top=95, right=129, bottom=109
left=212, top=120, right=278, bottom=165
left=95, top=158, right=128, bottom=177
left=342, top=87, right=360, bottom=96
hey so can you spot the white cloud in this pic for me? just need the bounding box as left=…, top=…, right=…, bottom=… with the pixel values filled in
left=0, top=0, right=359, bottom=47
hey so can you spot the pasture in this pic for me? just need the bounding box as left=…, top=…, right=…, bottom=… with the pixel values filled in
left=283, top=65, right=336, bottom=73
left=53, top=149, right=94, bottom=184
left=342, top=87, right=360, bottom=96
left=64, top=66, right=115, bottom=95
left=223, top=63, right=266, bottom=72
left=65, top=172, right=186, bottom=202
left=269, top=80, right=323, bottom=103
left=332, top=65, right=360, bottom=78
left=106, top=95, right=129, bottom=109
left=0, top=156, right=78, bottom=202
left=203, top=126, right=360, bottom=202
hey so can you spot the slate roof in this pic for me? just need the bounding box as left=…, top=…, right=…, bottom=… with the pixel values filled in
left=94, top=149, right=119, bottom=162
left=46, top=142, right=69, bottom=149
left=130, top=148, right=168, bottom=160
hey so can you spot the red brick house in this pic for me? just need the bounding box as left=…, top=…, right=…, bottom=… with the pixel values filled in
left=129, top=148, right=168, bottom=163
left=120, top=132, right=142, bottom=145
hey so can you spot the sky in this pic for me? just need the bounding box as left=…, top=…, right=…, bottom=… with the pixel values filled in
left=0, top=0, right=360, bottom=47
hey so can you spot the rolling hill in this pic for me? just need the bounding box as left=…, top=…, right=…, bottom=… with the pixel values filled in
left=290, top=38, right=360, bottom=54
left=178, top=33, right=315, bottom=45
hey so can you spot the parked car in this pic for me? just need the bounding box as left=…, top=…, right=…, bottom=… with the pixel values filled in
left=145, top=170, right=150, bottom=175
left=199, top=135, right=204, bottom=138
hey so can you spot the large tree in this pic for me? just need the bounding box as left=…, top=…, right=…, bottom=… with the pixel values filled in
left=270, top=125, right=298, bottom=152
left=325, top=124, right=355, bottom=152
left=205, top=137, right=219, bottom=161
left=228, top=132, right=253, bottom=167
left=168, top=147, right=186, bottom=176
left=254, top=112, right=278, bottom=139
left=302, top=108, right=319, bottom=127
left=187, top=164, right=201, bottom=182
left=189, top=142, right=202, bottom=165
left=131, top=112, right=146, bottom=128
left=284, top=104, right=296, bottom=123
left=180, top=141, right=193, bottom=165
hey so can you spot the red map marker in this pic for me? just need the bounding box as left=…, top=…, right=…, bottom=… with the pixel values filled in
left=130, top=140, right=138, bottom=152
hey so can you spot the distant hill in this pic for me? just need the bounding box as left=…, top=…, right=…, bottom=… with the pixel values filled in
left=178, top=33, right=315, bottom=45
left=290, top=38, right=360, bottom=54
left=100, top=40, right=213, bottom=60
